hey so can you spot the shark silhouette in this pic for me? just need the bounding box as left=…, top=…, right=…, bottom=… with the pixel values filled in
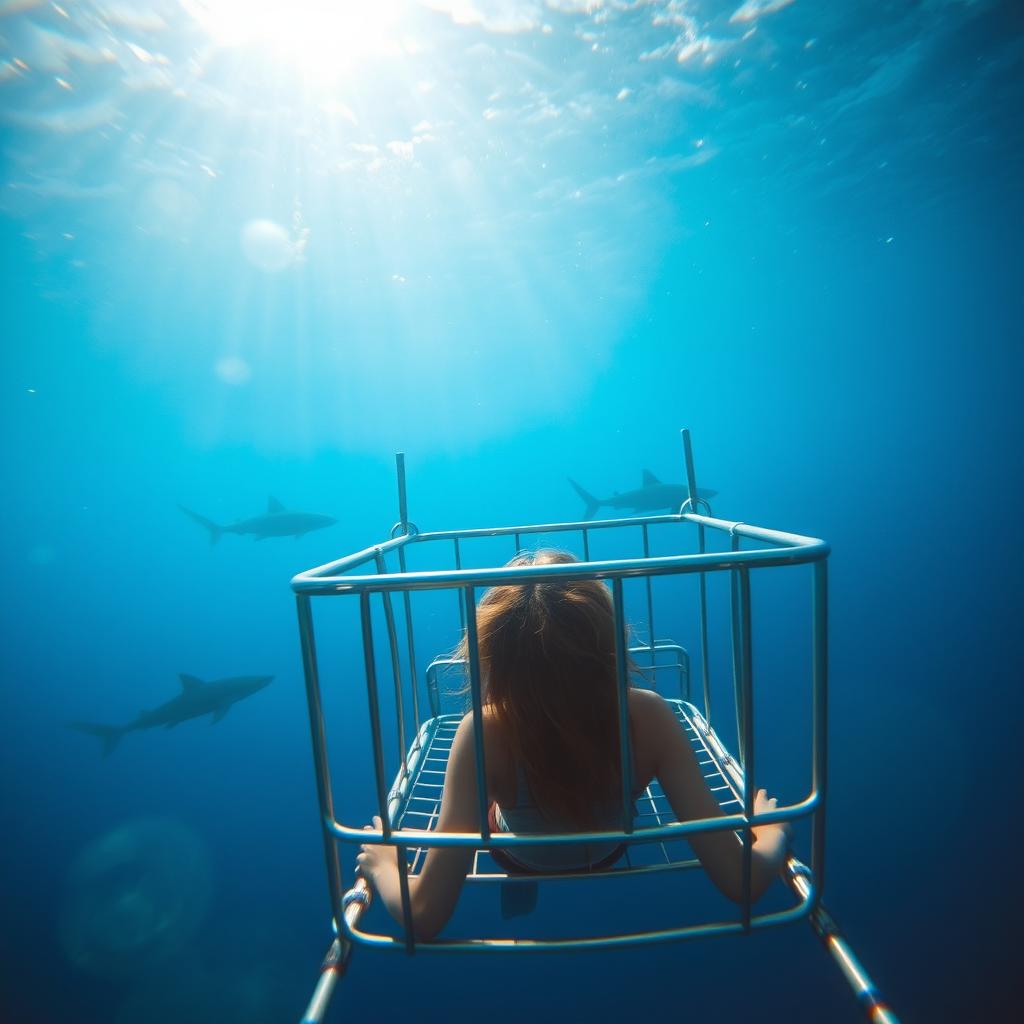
left=69, top=674, right=273, bottom=756
left=568, top=470, right=717, bottom=520
left=179, top=497, right=336, bottom=542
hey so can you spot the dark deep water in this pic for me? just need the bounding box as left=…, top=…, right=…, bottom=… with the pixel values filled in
left=2, top=2, right=1022, bottom=1021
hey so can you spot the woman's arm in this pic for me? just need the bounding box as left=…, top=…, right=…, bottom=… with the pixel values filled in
left=357, top=712, right=481, bottom=940
left=637, top=690, right=790, bottom=904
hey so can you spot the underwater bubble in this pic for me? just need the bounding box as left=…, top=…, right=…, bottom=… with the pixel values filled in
left=240, top=218, right=294, bottom=272
left=214, top=355, right=251, bottom=385
left=59, top=817, right=212, bottom=977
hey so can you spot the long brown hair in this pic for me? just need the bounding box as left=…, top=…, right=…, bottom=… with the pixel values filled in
left=458, top=549, right=625, bottom=829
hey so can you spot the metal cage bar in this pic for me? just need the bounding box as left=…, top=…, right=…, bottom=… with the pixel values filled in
left=397, top=552, right=420, bottom=733
left=696, top=523, right=712, bottom=724
left=736, top=566, right=754, bottom=932
left=360, top=594, right=392, bottom=839
left=453, top=538, right=465, bottom=632
left=611, top=578, right=635, bottom=834
left=730, top=532, right=745, bottom=767
left=392, top=454, right=422, bottom=735
left=295, top=596, right=345, bottom=933
left=374, top=551, right=408, bottom=785
left=462, top=586, right=491, bottom=841
left=641, top=524, right=656, bottom=662
left=293, top=516, right=828, bottom=597
left=811, top=558, right=828, bottom=891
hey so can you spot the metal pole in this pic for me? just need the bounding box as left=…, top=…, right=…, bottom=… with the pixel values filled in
left=811, top=559, right=829, bottom=895
left=360, top=592, right=392, bottom=837
left=398, top=551, right=420, bottom=732
left=299, top=876, right=375, bottom=1023
left=737, top=567, right=754, bottom=932
left=642, top=524, right=656, bottom=666
left=393, top=454, right=420, bottom=730
left=453, top=538, right=465, bottom=631
left=784, top=863, right=902, bottom=1024
left=681, top=429, right=712, bottom=724
left=730, top=535, right=746, bottom=766
left=698, top=528, right=711, bottom=724
left=375, top=551, right=408, bottom=782
left=681, top=428, right=699, bottom=514
left=359, top=592, right=415, bottom=950
left=396, top=452, right=408, bottom=532
left=463, top=586, right=491, bottom=839
left=296, top=596, right=346, bottom=934
left=611, top=579, right=635, bottom=833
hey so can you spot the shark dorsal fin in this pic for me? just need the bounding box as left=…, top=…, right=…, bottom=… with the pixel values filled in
left=179, top=674, right=205, bottom=691
left=642, top=469, right=661, bottom=487
left=267, top=496, right=285, bottom=514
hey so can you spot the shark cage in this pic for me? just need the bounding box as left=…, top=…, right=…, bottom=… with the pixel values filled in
left=290, top=429, right=900, bottom=1024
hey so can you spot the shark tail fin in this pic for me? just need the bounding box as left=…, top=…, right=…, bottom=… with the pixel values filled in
left=568, top=478, right=601, bottom=521
left=68, top=721, right=125, bottom=757
left=178, top=505, right=223, bottom=545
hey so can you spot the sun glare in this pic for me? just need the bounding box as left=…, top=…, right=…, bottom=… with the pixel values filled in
left=182, top=0, right=409, bottom=75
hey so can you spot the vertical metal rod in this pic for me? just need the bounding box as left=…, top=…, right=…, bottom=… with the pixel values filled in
left=582, top=527, right=590, bottom=562
left=697, top=525, right=711, bottom=725
left=462, top=587, right=491, bottom=839
left=360, top=593, right=392, bottom=839
left=395, top=841, right=416, bottom=954
left=730, top=533, right=745, bottom=765
left=398, top=555, right=420, bottom=732
left=397, top=585, right=417, bottom=729
left=514, top=531, right=522, bottom=554
left=394, top=452, right=420, bottom=731
left=375, top=552, right=408, bottom=782
left=737, top=567, right=754, bottom=932
left=681, top=427, right=699, bottom=513
left=611, top=578, right=635, bottom=834
left=295, top=596, right=346, bottom=935
left=395, top=452, right=408, bottom=531
left=453, top=538, right=465, bottom=631
left=812, top=559, right=829, bottom=897
left=642, top=524, right=656, bottom=665
left=360, top=593, right=415, bottom=952
left=682, top=429, right=712, bottom=723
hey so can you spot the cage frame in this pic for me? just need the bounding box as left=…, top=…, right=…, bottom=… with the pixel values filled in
left=292, top=430, right=898, bottom=1024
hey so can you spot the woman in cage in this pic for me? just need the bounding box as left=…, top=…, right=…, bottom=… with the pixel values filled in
left=358, top=549, right=791, bottom=940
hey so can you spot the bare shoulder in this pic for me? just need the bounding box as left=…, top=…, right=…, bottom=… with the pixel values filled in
left=628, top=686, right=676, bottom=728
left=628, top=686, right=664, bottom=709
left=454, top=707, right=513, bottom=801
left=454, top=706, right=502, bottom=739
left=628, top=688, right=680, bottom=783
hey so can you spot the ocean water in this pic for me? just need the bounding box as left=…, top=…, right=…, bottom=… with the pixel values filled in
left=2, top=1, right=1022, bottom=1021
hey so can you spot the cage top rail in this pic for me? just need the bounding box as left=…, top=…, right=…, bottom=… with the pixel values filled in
left=291, top=512, right=829, bottom=596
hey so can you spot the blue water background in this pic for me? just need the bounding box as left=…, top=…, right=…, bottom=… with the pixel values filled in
left=2, top=2, right=1022, bottom=1021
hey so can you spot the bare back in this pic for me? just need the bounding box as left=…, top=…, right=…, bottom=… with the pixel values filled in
left=482, top=687, right=667, bottom=814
